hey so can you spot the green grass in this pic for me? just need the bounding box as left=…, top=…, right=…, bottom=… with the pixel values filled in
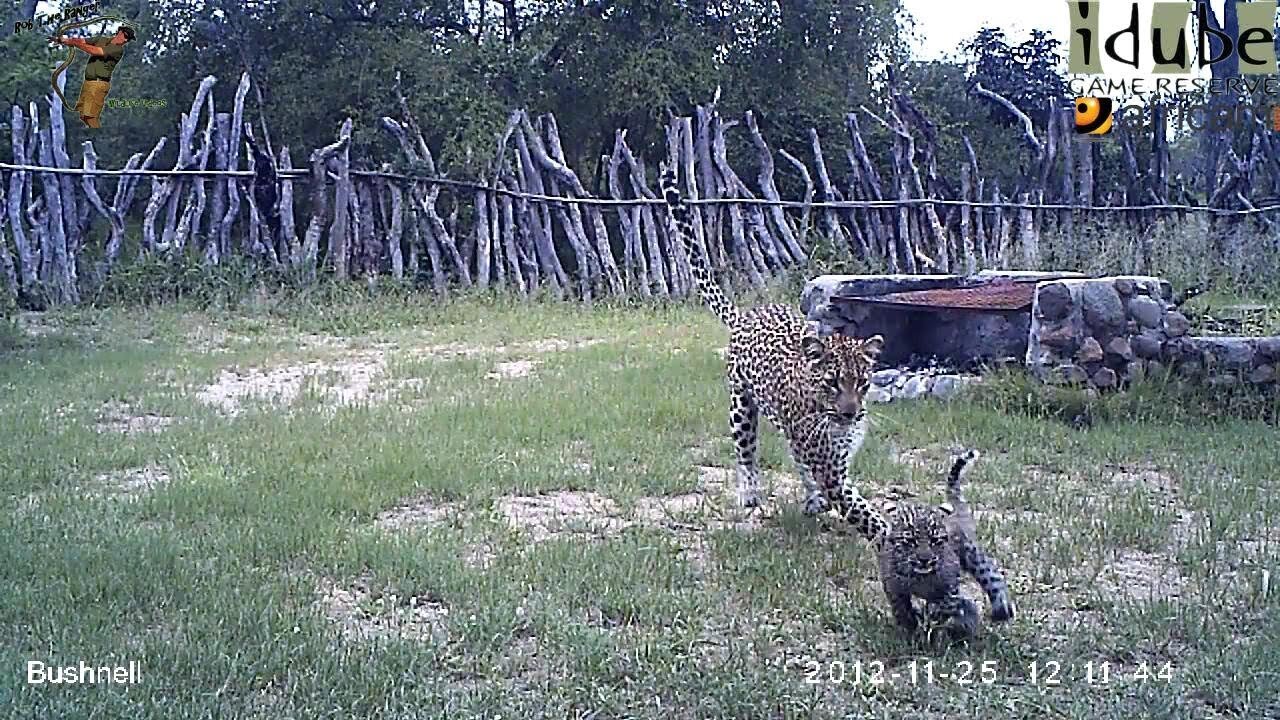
left=2, top=294, right=1279, bottom=719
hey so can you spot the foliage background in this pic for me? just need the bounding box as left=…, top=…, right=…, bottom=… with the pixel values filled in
left=1, top=0, right=1077, bottom=195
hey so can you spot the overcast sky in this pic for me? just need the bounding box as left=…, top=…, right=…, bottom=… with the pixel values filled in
left=902, top=0, right=1061, bottom=62
left=911, top=1, right=1248, bottom=83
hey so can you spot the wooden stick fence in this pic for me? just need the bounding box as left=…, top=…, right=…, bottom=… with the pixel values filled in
left=3, top=71, right=1279, bottom=307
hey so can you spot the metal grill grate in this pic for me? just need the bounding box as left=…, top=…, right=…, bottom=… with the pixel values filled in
left=835, top=280, right=1044, bottom=311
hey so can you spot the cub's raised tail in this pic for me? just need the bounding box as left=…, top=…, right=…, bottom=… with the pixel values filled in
left=946, top=448, right=979, bottom=512
left=943, top=448, right=1016, bottom=623
left=659, top=163, right=739, bottom=328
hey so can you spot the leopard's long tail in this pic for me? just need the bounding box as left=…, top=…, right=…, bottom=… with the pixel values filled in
left=659, top=163, right=739, bottom=328
left=945, top=449, right=979, bottom=520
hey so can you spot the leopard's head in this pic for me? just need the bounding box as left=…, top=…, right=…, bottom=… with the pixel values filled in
left=883, top=505, right=951, bottom=576
left=800, top=333, right=884, bottom=428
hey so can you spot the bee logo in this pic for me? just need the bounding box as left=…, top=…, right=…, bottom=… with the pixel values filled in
left=1074, top=97, right=1114, bottom=135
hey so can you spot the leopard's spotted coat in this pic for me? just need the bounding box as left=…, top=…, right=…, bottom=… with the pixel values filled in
left=659, top=163, right=888, bottom=541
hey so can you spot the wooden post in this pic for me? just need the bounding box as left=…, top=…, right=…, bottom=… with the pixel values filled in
left=0, top=175, right=15, bottom=299
left=960, top=162, right=976, bottom=274
left=543, top=112, right=623, bottom=296
left=607, top=137, right=648, bottom=297
left=7, top=106, right=37, bottom=293
left=301, top=118, right=350, bottom=280
left=1018, top=191, right=1037, bottom=269
left=694, top=105, right=726, bottom=271
left=616, top=133, right=671, bottom=295
left=711, top=114, right=780, bottom=275
left=845, top=113, right=898, bottom=272
left=497, top=182, right=526, bottom=296
left=744, top=110, right=806, bottom=263
left=35, top=119, right=77, bottom=304
left=208, top=113, right=230, bottom=264
left=327, top=121, right=353, bottom=279
left=278, top=147, right=300, bottom=266
left=384, top=176, right=404, bottom=280
left=474, top=188, right=491, bottom=288
left=224, top=73, right=249, bottom=256
left=175, top=89, right=217, bottom=252
left=48, top=72, right=81, bottom=264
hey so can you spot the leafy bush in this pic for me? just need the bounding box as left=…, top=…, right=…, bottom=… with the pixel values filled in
left=0, top=291, right=21, bottom=351
left=89, top=251, right=267, bottom=309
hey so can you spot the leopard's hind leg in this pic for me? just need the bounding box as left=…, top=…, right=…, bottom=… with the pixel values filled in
left=959, top=541, right=1015, bottom=622
left=728, top=379, right=763, bottom=509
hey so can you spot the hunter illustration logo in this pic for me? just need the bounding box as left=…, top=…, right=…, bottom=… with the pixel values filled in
left=1075, top=97, right=1115, bottom=135
left=48, top=16, right=138, bottom=129
left=1068, top=1, right=1277, bottom=75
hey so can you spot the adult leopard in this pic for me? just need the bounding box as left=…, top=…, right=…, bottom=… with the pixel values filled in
left=659, top=163, right=888, bottom=542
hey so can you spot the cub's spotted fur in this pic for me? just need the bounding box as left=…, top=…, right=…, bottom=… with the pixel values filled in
left=659, top=163, right=887, bottom=541
left=877, top=450, right=1015, bottom=637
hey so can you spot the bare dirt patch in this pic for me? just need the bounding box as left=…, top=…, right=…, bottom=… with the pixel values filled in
left=496, top=491, right=630, bottom=541
left=520, top=338, right=607, bottom=354
left=1095, top=550, right=1187, bottom=602
left=487, top=359, right=538, bottom=379
left=1107, top=462, right=1179, bottom=497
left=889, top=444, right=961, bottom=471
left=365, top=460, right=814, bottom=577
left=315, top=574, right=450, bottom=644
left=93, top=466, right=171, bottom=497
left=196, top=352, right=387, bottom=414
left=196, top=336, right=606, bottom=414
left=94, top=401, right=176, bottom=435
left=373, top=495, right=467, bottom=531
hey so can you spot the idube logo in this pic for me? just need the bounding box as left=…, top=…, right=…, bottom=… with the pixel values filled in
left=1068, top=1, right=1277, bottom=75
left=1075, top=97, right=1115, bottom=135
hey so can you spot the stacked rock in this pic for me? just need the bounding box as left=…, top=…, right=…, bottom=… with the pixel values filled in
left=1028, top=276, right=1278, bottom=389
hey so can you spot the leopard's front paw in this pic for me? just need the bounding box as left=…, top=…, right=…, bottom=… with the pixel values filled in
left=736, top=467, right=763, bottom=509
left=802, top=492, right=830, bottom=516
left=737, top=486, right=763, bottom=509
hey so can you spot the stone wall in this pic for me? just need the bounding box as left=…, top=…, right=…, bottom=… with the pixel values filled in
left=1162, top=336, right=1280, bottom=385
left=1026, top=276, right=1279, bottom=388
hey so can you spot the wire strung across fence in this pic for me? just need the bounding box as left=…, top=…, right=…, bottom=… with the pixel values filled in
left=3, top=161, right=1280, bottom=215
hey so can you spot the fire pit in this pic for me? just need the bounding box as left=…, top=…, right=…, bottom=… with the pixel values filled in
left=804, top=272, right=1280, bottom=393
left=803, top=272, right=1083, bottom=368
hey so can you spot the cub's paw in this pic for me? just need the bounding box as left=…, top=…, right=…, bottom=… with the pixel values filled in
left=990, top=596, right=1016, bottom=623
left=943, top=598, right=980, bottom=640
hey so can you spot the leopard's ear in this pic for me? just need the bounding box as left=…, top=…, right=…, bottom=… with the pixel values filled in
left=861, top=334, right=885, bottom=359
left=800, top=335, right=829, bottom=367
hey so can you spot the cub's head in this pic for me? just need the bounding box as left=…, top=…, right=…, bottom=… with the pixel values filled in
left=800, top=333, right=884, bottom=427
left=882, top=504, right=951, bottom=576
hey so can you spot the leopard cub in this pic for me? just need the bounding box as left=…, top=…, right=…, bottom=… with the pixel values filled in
left=875, top=449, right=1015, bottom=639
